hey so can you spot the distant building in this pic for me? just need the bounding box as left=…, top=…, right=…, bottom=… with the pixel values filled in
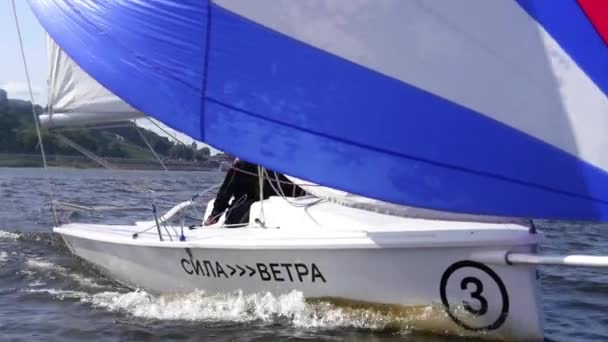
left=0, top=89, right=7, bottom=106
left=209, top=153, right=235, bottom=171
left=210, top=153, right=235, bottom=163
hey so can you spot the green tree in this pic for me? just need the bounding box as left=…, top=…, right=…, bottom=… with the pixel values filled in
left=0, top=88, right=192, bottom=161
left=196, top=146, right=211, bottom=161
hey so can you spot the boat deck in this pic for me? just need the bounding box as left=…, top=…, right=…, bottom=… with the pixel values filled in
left=55, top=197, right=541, bottom=249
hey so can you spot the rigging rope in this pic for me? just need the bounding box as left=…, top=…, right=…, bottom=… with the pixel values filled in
left=53, top=200, right=148, bottom=212
left=257, top=166, right=266, bottom=227
left=53, top=130, right=167, bottom=210
left=263, top=168, right=325, bottom=208
left=54, top=122, right=135, bottom=131
left=54, top=132, right=117, bottom=170
left=133, top=122, right=168, bottom=171
left=11, top=0, right=58, bottom=225
left=145, top=117, right=192, bottom=148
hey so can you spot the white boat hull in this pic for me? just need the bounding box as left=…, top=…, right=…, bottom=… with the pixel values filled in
left=53, top=197, right=545, bottom=339
left=57, top=227, right=544, bottom=339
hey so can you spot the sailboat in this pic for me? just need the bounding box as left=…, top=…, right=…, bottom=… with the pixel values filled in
left=20, top=0, right=608, bottom=340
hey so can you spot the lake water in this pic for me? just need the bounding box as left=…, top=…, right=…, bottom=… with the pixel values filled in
left=1, top=167, right=607, bottom=341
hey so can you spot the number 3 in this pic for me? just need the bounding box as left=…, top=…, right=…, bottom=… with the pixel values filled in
left=461, top=276, right=488, bottom=316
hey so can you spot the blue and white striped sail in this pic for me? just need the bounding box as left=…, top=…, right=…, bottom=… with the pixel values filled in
left=29, top=0, right=608, bottom=221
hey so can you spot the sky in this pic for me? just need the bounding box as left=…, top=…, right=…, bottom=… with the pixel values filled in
left=0, top=0, right=46, bottom=104
left=0, top=0, right=220, bottom=154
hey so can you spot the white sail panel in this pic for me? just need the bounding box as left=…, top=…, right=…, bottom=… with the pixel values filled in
left=42, top=35, right=143, bottom=127
left=215, top=0, right=608, bottom=172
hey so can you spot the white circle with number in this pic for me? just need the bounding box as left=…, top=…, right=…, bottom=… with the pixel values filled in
left=440, top=261, right=509, bottom=331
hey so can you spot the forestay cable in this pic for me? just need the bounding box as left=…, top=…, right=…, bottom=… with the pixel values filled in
left=133, top=122, right=168, bottom=171
left=11, top=0, right=58, bottom=225
left=54, top=133, right=117, bottom=170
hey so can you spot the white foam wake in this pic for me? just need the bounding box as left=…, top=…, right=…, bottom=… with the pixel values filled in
left=87, top=290, right=323, bottom=324
left=0, top=230, right=20, bottom=240
left=0, top=251, right=7, bottom=264
left=82, top=289, right=440, bottom=331
left=24, top=258, right=106, bottom=288
left=19, top=265, right=453, bottom=335
left=28, top=288, right=390, bottom=329
left=25, top=288, right=90, bottom=300
left=25, top=259, right=57, bottom=270
left=21, top=287, right=464, bottom=335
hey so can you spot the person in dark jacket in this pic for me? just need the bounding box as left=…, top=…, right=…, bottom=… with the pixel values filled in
left=204, top=158, right=305, bottom=227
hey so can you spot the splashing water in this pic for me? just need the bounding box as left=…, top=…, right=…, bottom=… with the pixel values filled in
left=22, top=282, right=456, bottom=336
left=24, top=257, right=107, bottom=289
left=15, top=256, right=449, bottom=335
left=0, top=230, right=20, bottom=240
left=11, top=242, right=478, bottom=339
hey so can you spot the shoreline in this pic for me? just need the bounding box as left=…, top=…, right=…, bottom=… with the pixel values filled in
left=0, top=153, right=221, bottom=171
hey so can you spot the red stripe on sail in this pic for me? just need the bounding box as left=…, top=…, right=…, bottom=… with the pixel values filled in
left=577, top=0, right=608, bottom=45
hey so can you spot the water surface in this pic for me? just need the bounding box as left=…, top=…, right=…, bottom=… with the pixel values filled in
left=1, top=167, right=607, bottom=341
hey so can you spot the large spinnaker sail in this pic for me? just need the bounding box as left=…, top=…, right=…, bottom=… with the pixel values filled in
left=29, top=0, right=608, bottom=221
left=41, top=35, right=143, bottom=127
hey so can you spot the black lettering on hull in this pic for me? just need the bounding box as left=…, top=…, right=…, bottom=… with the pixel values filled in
left=281, top=263, right=294, bottom=281
left=270, top=263, right=284, bottom=282
left=311, top=264, right=326, bottom=283
left=180, top=259, right=193, bottom=275
left=179, top=251, right=326, bottom=284
left=295, top=263, right=309, bottom=282
left=216, top=262, right=228, bottom=278
left=257, top=263, right=271, bottom=281
left=194, top=260, right=206, bottom=276
left=203, top=260, right=216, bottom=278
